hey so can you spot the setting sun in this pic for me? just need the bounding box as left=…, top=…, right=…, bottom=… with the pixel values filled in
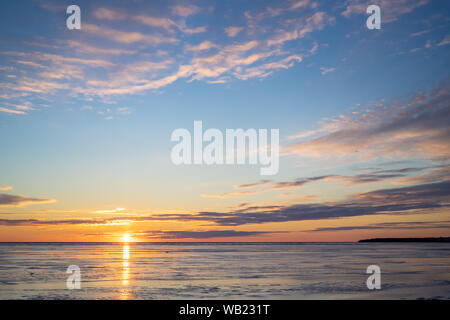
left=121, top=233, right=132, bottom=243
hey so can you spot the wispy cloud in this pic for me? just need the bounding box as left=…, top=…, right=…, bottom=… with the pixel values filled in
left=185, top=41, right=217, bottom=52
left=0, top=107, right=26, bottom=115
left=142, top=230, right=279, bottom=239
left=134, top=15, right=178, bottom=33
left=171, top=4, right=201, bottom=17
left=0, top=193, right=55, bottom=207
left=341, top=0, right=430, bottom=23
left=66, top=40, right=136, bottom=55
left=286, top=83, right=450, bottom=162
left=320, top=67, right=335, bottom=75
left=201, top=188, right=269, bottom=199
left=93, top=7, right=127, bottom=20
left=394, top=165, right=450, bottom=185
left=0, top=2, right=331, bottom=100
left=93, top=6, right=204, bottom=34
left=410, top=29, right=431, bottom=37
left=234, top=180, right=272, bottom=189
left=437, top=34, right=450, bottom=47
left=213, top=166, right=436, bottom=198
left=189, top=181, right=450, bottom=225
left=225, top=26, right=243, bottom=37
left=266, top=11, right=334, bottom=46
left=306, top=220, right=450, bottom=232
left=3, top=180, right=447, bottom=226
left=82, top=23, right=178, bottom=45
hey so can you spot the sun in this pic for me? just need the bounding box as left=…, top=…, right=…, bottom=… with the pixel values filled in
left=121, top=233, right=132, bottom=243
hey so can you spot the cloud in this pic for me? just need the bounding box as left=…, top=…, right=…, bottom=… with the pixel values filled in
left=93, top=7, right=205, bottom=34
left=306, top=220, right=450, bottom=232
left=208, top=166, right=439, bottom=199
left=66, top=40, right=136, bottom=55
left=0, top=218, right=106, bottom=226
left=77, top=64, right=193, bottom=96
left=341, top=0, right=430, bottom=23
left=0, top=107, right=26, bottom=115
left=235, top=55, right=302, bottom=80
left=134, top=16, right=177, bottom=32
left=74, top=39, right=304, bottom=96
left=176, top=23, right=207, bottom=34
left=0, top=186, right=12, bottom=191
left=1, top=51, right=114, bottom=70
left=437, top=35, right=450, bottom=47
left=271, top=175, right=331, bottom=190
left=292, top=195, right=317, bottom=201
left=328, top=167, right=433, bottom=185
left=245, top=0, right=316, bottom=22
left=0, top=77, right=70, bottom=94
left=0, top=3, right=333, bottom=99
left=143, top=230, right=278, bottom=239
left=15, top=60, right=46, bottom=68
left=0, top=193, right=55, bottom=207
left=290, top=1, right=314, bottom=10
left=150, top=180, right=450, bottom=226
left=82, top=23, right=178, bottom=45
left=266, top=11, right=334, bottom=46
left=286, top=83, right=450, bottom=161
left=201, top=188, right=269, bottom=199
left=409, top=30, right=430, bottom=37
left=354, top=180, right=449, bottom=204
left=2, top=180, right=448, bottom=227
left=116, top=107, right=131, bottom=115
left=93, top=7, right=127, bottom=20
left=394, top=165, right=450, bottom=185
left=171, top=5, right=201, bottom=17
left=225, top=26, right=243, bottom=37
left=85, top=59, right=173, bottom=90
left=3, top=102, right=34, bottom=111
left=320, top=67, right=335, bottom=75
left=186, top=41, right=217, bottom=52
left=234, top=180, right=272, bottom=189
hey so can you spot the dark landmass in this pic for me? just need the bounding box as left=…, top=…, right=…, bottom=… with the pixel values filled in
left=359, top=237, right=450, bottom=243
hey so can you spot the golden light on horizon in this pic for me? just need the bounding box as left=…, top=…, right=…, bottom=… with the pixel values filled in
left=121, top=233, right=132, bottom=243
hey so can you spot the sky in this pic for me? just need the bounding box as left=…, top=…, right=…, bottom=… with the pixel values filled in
left=0, top=0, right=449, bottom=242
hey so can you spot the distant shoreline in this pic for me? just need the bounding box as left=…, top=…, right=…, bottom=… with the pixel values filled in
left=359, top=237, right=450, bottom=243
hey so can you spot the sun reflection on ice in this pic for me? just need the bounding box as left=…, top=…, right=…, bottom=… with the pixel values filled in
left=120, top=243, right=131, bottom=299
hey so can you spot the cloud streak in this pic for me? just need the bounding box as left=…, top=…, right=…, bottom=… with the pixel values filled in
left=0, top=2, right=331, bottom=100
left=142, top=230, right=279, bottom=239
left=2, top=181, right=448, bottom=226
left=286, top=83, right=450, bottom=162
left=341, top=0, right=430, bottom=23
left=0, top=193, right=55, bottom=207
left=203, top=166, right=439, bottom=198
left=306, top=220, right=450, bottom=232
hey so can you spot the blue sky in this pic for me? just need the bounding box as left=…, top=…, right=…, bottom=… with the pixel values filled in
left=0, top=0, right=449, bottom=242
